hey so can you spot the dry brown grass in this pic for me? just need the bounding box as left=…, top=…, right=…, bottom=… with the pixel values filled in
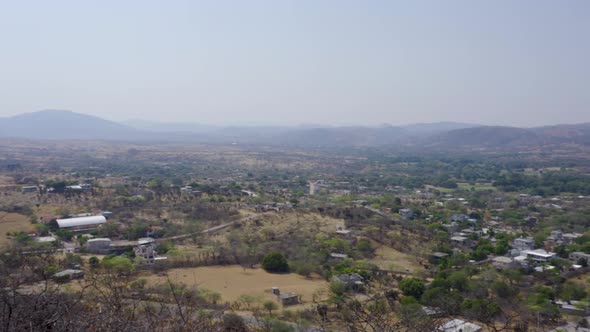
left=145, top=265, right=328, bottom=308
left=370, top=245, right=423, bottom=274
left=0, top=175, right=14, bottom=186
left=0, top=212, right=33, bottom=247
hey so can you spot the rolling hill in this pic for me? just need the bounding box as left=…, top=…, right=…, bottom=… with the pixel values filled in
left=0, top=110, right=143, bottom=140
left=0, top=110, right=588, bottom=150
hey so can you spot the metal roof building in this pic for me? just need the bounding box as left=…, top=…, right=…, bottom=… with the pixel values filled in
left=56, top=215, right=107, bottom=229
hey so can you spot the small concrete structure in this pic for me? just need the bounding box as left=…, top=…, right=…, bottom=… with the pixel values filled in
left=451, top=235, right=469, bottom=246
left=36, top=236, right=57, bottom=243
left=86, top=238, right=112, bottom=254
left=430, top=252, right=449, bottom=264
left=555, top=300, right=590, bottom=316
left=335, top=229, right=353, bottom=237
left=53, top=269, right=84, bottom=281
left=277, top=293, right=299, bottom=306
left=332, top=273, right=364, bottom=291
left=513, top=237, right=535, bottom=251
left=330, top=253, right=349, bottom=259
left=135, top=238, right=158, bottom=264
left=101, top=211, right=113, bottom=219
left=271, top=287, right=299, bottom=306
left=570, top=252, right=590, bottom=263
left=22, top=186, right=39, bottom=193
left=439, top=319, right=482, bottom=332
left=492, top=256, right=514, bottom=269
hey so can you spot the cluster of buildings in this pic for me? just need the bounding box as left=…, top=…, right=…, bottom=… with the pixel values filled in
left=22, top=182, right=93, bottom=194
left=86, top=237, right=165, bottom=264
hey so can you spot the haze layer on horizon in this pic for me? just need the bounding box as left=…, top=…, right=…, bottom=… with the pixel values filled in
left=0, top=1, right=588, bottom=127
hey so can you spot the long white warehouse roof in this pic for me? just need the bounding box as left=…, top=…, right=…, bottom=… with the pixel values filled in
left=56, top=215, right=107, bottom=228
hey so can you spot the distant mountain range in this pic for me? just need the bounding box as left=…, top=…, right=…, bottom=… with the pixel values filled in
left=0, top=110, right=589, bottom=149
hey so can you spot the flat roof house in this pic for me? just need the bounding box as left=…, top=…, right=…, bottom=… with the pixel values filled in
left=332, top=273, right=364, bottom=291
left=523, top=249, right=556, bottom=262
left=439, top=319, right=482, bottom=332
left=570, top=252, right=590, bottom=262
left=513, top=237, right=535, bottom=251
left=22, top=186, right=39, bottom=193
left=277, top=293, right=299, bottom=306
left=53, top=269, right=84, bottom=281
left=86, top=238, right=112, bottom=254
left=451, top=235, right=469, bottom=246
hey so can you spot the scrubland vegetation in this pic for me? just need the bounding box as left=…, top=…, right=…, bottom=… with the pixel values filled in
left=1, top=140, right=590, bottom=331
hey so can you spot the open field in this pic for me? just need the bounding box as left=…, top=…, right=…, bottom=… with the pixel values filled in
left=456, top=182, right=496, bottom=191
left=0, top=175, right=14, bottom=186
left=239, top=212, right=345, bottom=235
left=370, top=245, right=423, bottom=274
left=146, top=265, right=329, bottom=308
left=0, top=212, right=32, bottom=247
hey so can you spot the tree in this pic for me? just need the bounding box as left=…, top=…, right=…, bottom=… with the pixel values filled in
left=222, top=312, right=247, bottom=332
left=448, top=271, right=469, bottom=292
left=34, top=223, right=49, bottom=236
left=88, top=256, right=99, bottom=268
left=495, top=239, right=510, bottom=255
left=263, top=300, right=278, bottom=316
left=55, top=229, right=73, bottom=241
left=492, top=280, right=517, bottom=299
left=101, top=256, right=135, bottom=274
left=14, top=232, right=32, bottom=245
left=262, top=252, right=289, bottom=273
left=577, top=257, right=588, bottom=267
left=399, top=277, right=425, bottom=299
left=461, top=298, right=501, bottom=323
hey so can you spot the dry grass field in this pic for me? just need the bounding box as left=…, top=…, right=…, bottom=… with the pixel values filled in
left=146, top=265, right=329, bottom=308
left=0, top=175, right=15, bottom=186
left=370, top=245, right=423, bottom=274
left=239, top=212, right=345, bottom=235
left=0, top=212, right=33, bottom=247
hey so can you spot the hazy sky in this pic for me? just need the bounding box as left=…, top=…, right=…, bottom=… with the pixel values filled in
left=0, top=1, right=588, bottom=126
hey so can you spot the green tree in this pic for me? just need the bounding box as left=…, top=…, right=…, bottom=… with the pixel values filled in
left=399, top=277, right=425, bottom=299
left=88, top=256, right=100, bottom=268
left=55, top=229, right=73, bottom=241
left=34, top=223, right=49, bottom=236
left=448, top=271, right=469, bottom=292
left=102, top=256, right=135, bottom=274
left=492, top=280, right=517, bottom=299
left=14, top=232, right=32, bottom=244
left=263, top=300, right=278, bottom=316
left=461, top=298, right=501, bottom=323
left=262, top=252, right=289, bottom=273
left=495, top=240, right=510, bottom=255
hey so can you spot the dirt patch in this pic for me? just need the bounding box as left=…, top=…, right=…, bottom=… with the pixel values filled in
left=370, top=245, right=423, bottom=274
left=146, top=265, right=328, bottom=308
left=238, top=212, right=345, bottom=236
left=0, top=212, right=33, bottom=247
left=0, top=175, right=14, bottom=186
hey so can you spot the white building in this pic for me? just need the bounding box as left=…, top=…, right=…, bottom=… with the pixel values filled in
left=56, top=215, right=107, bottom=229
left=523, top=249, right=556, bottom=262
left=439, top=319, right=482, bottom=332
